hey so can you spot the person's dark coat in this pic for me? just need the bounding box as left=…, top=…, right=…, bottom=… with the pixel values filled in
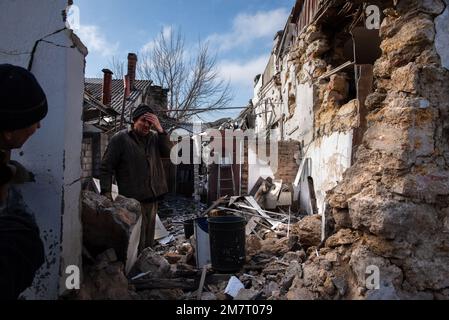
left=0, top=188, right=45, bottom=300
left=100, top=129, right=171, bottom=202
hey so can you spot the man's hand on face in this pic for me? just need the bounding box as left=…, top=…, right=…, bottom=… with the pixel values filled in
left=144, top=113, right=164, bottom=134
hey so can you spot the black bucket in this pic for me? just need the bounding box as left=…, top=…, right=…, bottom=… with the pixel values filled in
left=183, top=219, right=194, bottom=239
left=208, top=216, right=246, bottom=273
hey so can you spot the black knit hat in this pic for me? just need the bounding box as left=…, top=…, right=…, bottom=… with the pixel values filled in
left=0, top=64, right=48, bottom=130
left=132, top=104, right=154, bottom=122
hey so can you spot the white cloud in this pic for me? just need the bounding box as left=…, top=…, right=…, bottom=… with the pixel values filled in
left=207, top=8, right=289, bottom=52
left=141, top=25, right=173, bottom=53
left=218, top=55, right=269, bottom=87
left=75, top=25, right=119, bottom=57
left=162, top=25, right=173, bottom=40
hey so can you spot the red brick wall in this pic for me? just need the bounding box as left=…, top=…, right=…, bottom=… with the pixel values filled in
left=274, top=141, right=300, bottom=184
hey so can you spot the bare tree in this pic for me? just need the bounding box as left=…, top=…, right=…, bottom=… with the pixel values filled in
left=138, top=28, right=233, bottom=122
left=108, top=56, right=125, bottom=80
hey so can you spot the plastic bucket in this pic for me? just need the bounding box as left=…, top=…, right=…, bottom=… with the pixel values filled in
left=194, top=217, right=211, bottom=268
left=208, top=216, right=246, bottom=273
left=183, top=219, right=194, bottom=239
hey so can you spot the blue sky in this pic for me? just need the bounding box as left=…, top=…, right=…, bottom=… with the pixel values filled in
left=74, top=0, right=294, bottom=121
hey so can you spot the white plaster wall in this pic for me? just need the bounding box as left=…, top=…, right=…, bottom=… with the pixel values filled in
left=435, top=1, right=449, bottom=70
left=285, top=83, right=314, bottom=145
left=0, top=0, right=85, bottom=299
left=252, top=75, right=263, bottom=107
left=255, top=80, right=282, bottom=137
left=299, top=131, right=353, bottom=215
left=60, top=43, right=85, bottom=295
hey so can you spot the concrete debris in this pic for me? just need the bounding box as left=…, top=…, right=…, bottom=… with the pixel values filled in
left=164, top=252, right=183, bottom=265
left=129, top=248, right=171, bottom=279
left=81, top=191, right=142, bottom=274
left=291, top=215, right=322, bottom=249
left=234, top=288, right=260, bottom=301
left=281, top=263, right=303, bottom=293
left=325, top=229, right=361, bottom=248
left=286, top=285, right=315, bottom=301
left=200, top=292, right=218, bottom=301
left=76, top=249, right=136, bottom=300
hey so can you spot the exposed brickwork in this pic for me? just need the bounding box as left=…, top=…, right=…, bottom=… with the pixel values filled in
left=274, top=141, right=300, bottom=184
left=81, top=137, right=93, bottom=179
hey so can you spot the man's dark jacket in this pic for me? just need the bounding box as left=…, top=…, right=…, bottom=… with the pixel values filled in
left=0, top=214, right=44, bottom=300
left=100, top=129, right=171, bottom=202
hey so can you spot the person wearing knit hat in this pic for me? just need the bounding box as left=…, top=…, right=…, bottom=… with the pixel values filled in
left=0, top=64, right=48, bottom=149
left=101, top=103, right=171, bottom=252
left=0, top=64, right=46, bottom=300
left=132, top=104, right=154, bottom=122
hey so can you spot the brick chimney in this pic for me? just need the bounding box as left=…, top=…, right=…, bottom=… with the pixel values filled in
left=127, top=53, right=138, bottom=90
left=124, top=75, right=130, bottom=99
left=102, top=68, right=113, bottom=106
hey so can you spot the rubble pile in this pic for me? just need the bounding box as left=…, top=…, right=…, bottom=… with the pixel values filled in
left=79, top=185, right=331, bottom=300
left=125, top=221, right=320, bottom=300
left=77, top=249, right=137, bottom=300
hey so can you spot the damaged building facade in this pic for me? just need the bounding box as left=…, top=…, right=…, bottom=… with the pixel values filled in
left=251, top=0, right=383, bottom=216
left=245, top=0, right=449, bottom=299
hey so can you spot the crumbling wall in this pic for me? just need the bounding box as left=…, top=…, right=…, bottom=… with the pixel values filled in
left=288, top=0, right=449, bottom=300
left=277, top=17, right=358, bottom=216
left=0, top=0, right=87, bottom=299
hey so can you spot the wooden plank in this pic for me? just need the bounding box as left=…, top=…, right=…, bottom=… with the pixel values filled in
left=245, top=196, right=281, bottom=228
left=197, top=265, right=208, bottom=300
left=202, top=196, right=227, bottom=217
left=245, top=217, right=259, bottom=236
left=249, top=177, right=265, bottom=196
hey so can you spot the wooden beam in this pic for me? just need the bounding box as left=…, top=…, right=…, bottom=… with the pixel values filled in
left=197, top=265, right=208, bottom=300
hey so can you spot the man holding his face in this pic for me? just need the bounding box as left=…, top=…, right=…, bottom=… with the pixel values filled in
left=100, top=104, right=171, bottom=252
